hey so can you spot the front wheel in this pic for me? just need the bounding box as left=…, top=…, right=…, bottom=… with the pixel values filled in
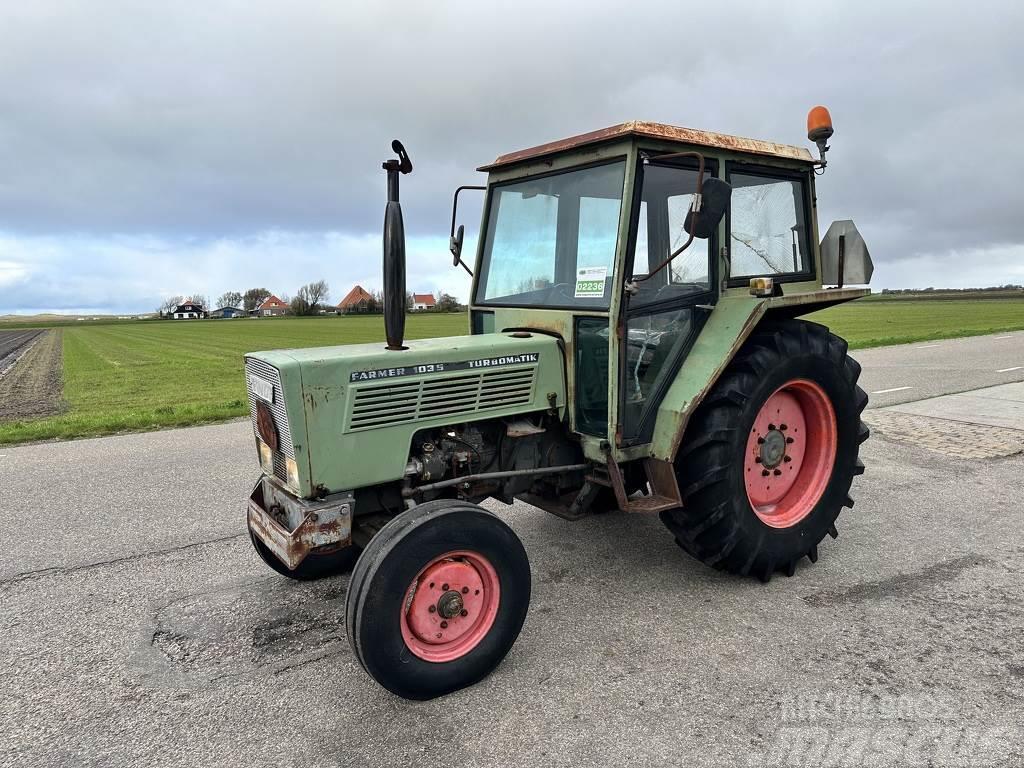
left=345, top=500, right=531, bottom=700
left=661, top=320, right=869, bottom=581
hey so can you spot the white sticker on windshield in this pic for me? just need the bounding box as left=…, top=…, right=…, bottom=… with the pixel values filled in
left=574, top=266, right=608, bottom=298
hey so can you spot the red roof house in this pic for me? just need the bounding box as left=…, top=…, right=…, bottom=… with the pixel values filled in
left=411, top=293, right=436, bottom=310
left=258, top=295, right=288, bottom=316
left=338, top=285, right=375, bottom=314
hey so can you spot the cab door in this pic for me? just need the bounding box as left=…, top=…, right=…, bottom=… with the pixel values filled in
left=617, top=155, right=718, bottom=447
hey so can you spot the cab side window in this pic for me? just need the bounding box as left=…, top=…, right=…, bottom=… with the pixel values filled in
left=727, top=168, right=811, bottom=279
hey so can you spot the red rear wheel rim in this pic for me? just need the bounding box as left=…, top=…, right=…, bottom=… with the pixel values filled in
left=400, top=550, right=500, bottom=663
left=744, top=379, right=837, bottom=529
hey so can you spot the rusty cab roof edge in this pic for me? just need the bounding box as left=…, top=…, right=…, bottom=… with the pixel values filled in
left=477, top=120, right=814, bottom=172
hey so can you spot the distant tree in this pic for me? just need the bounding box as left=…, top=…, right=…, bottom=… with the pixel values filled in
left=306, top=280, right=329, bottom=311
left=406, top=291, right=414, bottom=310
left=190, top=294, right=210, bottom=310
left=243, top=288, right=272, bottom=311
left=435, top=292, right=461, bottom=312
left=290, top=281, right=328, bottom=316
left=364, top=290, right=383, bottom=314
left=217, top=291, right=243, bottom=309
left=158, top=295, right=183, bottom=316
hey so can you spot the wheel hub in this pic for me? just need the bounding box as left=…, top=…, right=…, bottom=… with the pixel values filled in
left=759, top=428, right=787, bottom=468
left=437, top=590, right=464, bottom=619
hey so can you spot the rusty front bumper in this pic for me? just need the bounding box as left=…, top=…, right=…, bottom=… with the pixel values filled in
left=247, top=476, right=354, bottom=571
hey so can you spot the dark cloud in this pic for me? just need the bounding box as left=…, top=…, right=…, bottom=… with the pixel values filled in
left=0, top=0, right=1022, bottom=312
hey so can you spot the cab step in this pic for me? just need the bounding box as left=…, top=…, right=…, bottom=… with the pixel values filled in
left=606, top=456, right=681, bottom=514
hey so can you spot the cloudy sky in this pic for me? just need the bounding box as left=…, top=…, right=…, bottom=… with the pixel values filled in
left=1, top=1, right=1021, bottom=314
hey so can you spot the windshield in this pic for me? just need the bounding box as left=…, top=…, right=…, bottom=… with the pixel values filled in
left=475, top=160, right=626, bottom=309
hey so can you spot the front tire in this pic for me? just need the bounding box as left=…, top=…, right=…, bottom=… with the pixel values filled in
left=345, top=500, right=531, bottom=700
left=660, top=320, right=868, bottom=581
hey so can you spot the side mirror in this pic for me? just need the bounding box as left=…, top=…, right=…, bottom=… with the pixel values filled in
left=450, top=224, right=465, bottom=265
left=684, top=177, right=731, bottom=239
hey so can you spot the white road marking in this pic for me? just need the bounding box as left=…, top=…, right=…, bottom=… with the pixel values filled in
left=918, top=344, right=941, bottom=348
left=872, top=386, right=914, bottom=394
left=996, top=366, right=1022, bottom=373
left=992, top=335, right=1014, bottom=340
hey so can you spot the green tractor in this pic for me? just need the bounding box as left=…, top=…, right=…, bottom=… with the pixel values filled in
left=244, top=107, right=873, bottom=700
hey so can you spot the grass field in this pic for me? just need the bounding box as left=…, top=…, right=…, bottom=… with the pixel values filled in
left=811, top=298, right=1024, bottom=348
left=1, top=298, right=1022, bottom=445
left=0, top=314, right=468, bottom=445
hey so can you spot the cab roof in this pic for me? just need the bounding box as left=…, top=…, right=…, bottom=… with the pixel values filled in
left=478, top=120, right=814, bottom=171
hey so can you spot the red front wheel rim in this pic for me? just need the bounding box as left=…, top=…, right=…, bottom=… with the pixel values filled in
left=744, top=379, right=838, bottom=529
left=400, top=550, right=500, bottom=663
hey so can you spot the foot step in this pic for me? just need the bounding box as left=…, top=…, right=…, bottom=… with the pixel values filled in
left=623, top=494, right=678, bottom=514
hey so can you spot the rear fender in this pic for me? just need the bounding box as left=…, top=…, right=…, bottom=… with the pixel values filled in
left=646, top=288, right=867, bottom=462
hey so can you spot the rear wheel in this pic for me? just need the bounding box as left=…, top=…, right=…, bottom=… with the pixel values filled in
left=345, top=499, right=531, bottom=700
left=660, top=320, right=868, bottom=581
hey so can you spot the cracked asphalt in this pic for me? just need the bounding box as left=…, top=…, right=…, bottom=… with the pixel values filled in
left=2, top=339, right=1024, bottom=767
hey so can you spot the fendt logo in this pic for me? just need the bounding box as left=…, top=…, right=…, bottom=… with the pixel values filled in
left=350, top=353, right=539, bottom=382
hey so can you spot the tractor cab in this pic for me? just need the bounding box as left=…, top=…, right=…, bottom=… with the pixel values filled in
left=459, top=120, right=869, bottom=461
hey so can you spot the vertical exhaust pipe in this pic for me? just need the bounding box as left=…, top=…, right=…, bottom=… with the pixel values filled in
left=382, top=140, right=412, bottom=351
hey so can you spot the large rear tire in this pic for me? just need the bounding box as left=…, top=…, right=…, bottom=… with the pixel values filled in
left=660, top=320, right=868, bottom=581
left=345, top=499, right=531, bottom=700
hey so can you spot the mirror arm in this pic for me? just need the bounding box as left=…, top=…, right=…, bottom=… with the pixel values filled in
left=450, top=186, right=486, bottom=239
left=631, top=151, right=705, bottom=284
left=449, top=185, right=485, bottom=277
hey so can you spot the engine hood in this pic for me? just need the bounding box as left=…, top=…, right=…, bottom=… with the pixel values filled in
left=245, top=332, right=566, bottom=496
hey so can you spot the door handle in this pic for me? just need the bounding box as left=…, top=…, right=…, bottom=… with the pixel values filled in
left=695, top=304, right=716, bottom=311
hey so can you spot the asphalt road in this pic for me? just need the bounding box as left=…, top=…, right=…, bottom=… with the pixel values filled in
left=855, top=330, right=1024, bottom=408
left=2, top=333, right=1024, bottom=767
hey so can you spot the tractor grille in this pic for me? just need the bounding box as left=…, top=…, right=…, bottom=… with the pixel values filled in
left=348, top=367, right=537, bottom=432
left=245, top=358, right=294, bottom=484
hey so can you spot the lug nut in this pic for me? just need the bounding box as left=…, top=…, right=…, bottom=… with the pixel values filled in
left=462, top=587, right=469, bottom=594
left=762, top=470, right=770, bottom=477
left=442, top=583, right=449, bottom=591
left=460, top=609, right=468, bottom=617
left=773, top=469, right=782, bottom=476
left=428, top=605, right=436, bottom=613
left=780, top=424, right=787, bottom=431
left=757, top=437, right=765, bottom=445
left=755, top=456, right=762, bottom=464
left=440, top=621, right=448, bottom=629
left=783, top=456, right=791, bottom=462
left=786, top=437, right=794, bottom=444
left=768, top=423, right=776, bottom=431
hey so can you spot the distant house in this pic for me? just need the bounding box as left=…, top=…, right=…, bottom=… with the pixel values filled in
left=171, top=301, right=206, bottom=320
left=412, top=293, right=436, bottom=311
left=210, top=306, right=246, bottom=319
left=338, top=285, right=374, bottom=314
left=258, top=295, right=289, bottom=317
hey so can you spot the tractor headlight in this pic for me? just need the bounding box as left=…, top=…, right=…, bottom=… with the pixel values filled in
left=285, top=456, right=300, bottom=488
left=258, top=440, right=274, bottom=474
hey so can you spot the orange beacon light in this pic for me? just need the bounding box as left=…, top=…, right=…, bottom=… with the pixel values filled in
left=807, top=105, right=833, bottom=167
